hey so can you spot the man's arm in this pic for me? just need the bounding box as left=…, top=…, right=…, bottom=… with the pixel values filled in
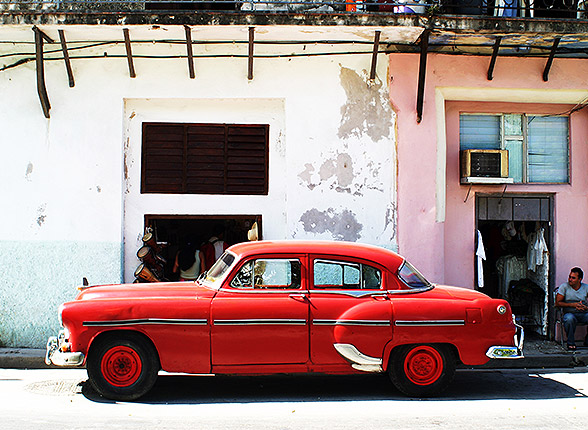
left=556, top=292, right=588, bottom=311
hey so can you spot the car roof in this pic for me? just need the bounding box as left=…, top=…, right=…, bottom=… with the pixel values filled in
left=227, top=240, right=404, bottom=271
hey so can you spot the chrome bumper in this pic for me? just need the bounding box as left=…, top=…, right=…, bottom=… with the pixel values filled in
left=486, top=317, right=525, bottom=360
left=45, top=333, right=84, bottom=367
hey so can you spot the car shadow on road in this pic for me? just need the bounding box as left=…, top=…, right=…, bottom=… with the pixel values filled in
left=81, top=369, right=587, bottom=404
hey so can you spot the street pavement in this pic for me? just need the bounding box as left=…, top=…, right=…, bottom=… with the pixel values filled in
left=1, top=367, right=588, bottom=429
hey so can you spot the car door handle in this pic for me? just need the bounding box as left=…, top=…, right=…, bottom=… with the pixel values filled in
left=289, top=293, right=308, bottom=302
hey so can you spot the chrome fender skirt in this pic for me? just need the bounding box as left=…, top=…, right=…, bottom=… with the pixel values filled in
left=333, top=343, right=383, bottom=373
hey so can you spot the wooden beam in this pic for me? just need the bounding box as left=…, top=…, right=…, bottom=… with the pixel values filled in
left=543, top=37, right=561, bottom=82
left=123, top=28, right=136, bottom=78
left=369, top=30, right=381, bottom=81
left=487, top=36, right=502, bottom=81
left=32, top=27, right=53, bottom=119
left=248, top=27, right=255, bottom=81
left=416, top=30, right=429, bottom=124
left=58, top=30, right=75, bottom=88
left=184, top=25, right=195, bottom=79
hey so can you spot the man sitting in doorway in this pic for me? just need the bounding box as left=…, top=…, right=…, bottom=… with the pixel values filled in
left=555, top=267, right=588, bottom=351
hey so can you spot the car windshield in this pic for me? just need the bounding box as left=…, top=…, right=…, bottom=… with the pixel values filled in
left=398, top=261, right=431, bottom=289
left=199, top=252, right=236, bottom=289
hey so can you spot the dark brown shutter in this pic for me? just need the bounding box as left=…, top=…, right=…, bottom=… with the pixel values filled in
left=142, top=122, right=268, bottom=195
left=141, top=123, right=184, bottom=193
left=226, top=125, right=268, bottom=194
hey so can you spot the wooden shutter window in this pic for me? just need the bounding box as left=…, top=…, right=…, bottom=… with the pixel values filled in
left=142, top=122, right=268, bottom=195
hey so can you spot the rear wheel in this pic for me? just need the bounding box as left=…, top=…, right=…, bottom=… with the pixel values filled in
left=87, top=333, right=160, bottom=401
left=388, top=344, right=455, bottom=397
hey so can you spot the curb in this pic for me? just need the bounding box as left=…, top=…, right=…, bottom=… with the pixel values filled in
left=472, top=351, right=588, bottom=369
left=2, top=347, right=588, bottom=371
left=0, top=348, right=54, bottom=370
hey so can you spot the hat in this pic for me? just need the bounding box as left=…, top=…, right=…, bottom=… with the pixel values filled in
left=248, top=222, right=259, bottom=241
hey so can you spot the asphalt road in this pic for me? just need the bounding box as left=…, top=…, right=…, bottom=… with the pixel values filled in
left=1, top=368, right=587, bottom=429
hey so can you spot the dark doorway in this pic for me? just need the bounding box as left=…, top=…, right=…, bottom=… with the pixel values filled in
left=142, top=215, right=261, bottom=281
left=476, top=195, right=553, bottom=337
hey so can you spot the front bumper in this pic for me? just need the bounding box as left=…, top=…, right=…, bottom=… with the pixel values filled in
left=486, top=317, right=525, bottom=360
left=45, top=332, right=84, bottom=367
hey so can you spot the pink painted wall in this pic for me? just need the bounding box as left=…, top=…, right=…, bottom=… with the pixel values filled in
left=390, top=53, right=588, bottom=289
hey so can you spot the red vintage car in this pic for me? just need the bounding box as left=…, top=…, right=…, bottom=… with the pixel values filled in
left=46, top=240, right=523, bottom=400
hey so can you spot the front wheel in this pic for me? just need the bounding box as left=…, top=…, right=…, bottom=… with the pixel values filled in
left=87, top=333, right=160, bottom=401
left=388, top=344, right=455, bottom=397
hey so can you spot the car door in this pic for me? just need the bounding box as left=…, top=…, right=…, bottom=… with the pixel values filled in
left=309, top=256, right=393, bottom=366
left=211, top=254, right=309, bottom=366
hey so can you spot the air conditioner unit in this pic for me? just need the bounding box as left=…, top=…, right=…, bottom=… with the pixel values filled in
left=460, top=149, right=513, bottom=184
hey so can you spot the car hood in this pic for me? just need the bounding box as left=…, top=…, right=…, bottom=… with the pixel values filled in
left=76, top=281, right=216, bottom=301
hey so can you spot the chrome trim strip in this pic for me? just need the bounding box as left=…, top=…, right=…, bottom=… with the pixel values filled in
left=386, top=285, right=435, bottom=294
left=313, top=319, right=390, bottom=326
left=309, top=290, right=387, bottom=298
left=394, top=320, right=465, bottom=326
left=213, top=319, right=307, bottom=326
left=83, top=318, right=208, bottom=327
left=333, top=343, right=383, bottom=373
left=218, top=288, right=307, bottom=294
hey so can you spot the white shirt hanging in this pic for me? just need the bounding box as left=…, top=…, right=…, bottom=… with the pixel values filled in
left=476, top=230, right=486, bottom=289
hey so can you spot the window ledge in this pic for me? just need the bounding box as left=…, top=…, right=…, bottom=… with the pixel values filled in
left=461, top=177, right=515, bottom=185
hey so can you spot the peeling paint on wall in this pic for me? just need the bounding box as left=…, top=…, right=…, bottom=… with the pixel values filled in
left=298, top=163, right=317, bottom=190
left=25, top=162, right=33, bottom=181
left=383, top=203, right=397, bottom=242
left=36, top=204, right=47, bottom=227
left=298, top=151, right=384, bottom=196
left=275, top=130, right=286, bottom=157
left=124, top=137, right=131, bottom=194
left=299, top=208, right=363, bottom=242
left=338, top=66, right=394, bottom=142
left=320, top=153, right=353, bottom=188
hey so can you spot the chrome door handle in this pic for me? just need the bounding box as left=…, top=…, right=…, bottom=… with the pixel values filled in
left=289, top=293, right=308, bottom=302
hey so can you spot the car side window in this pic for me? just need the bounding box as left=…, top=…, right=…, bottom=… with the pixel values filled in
left=230, top=259, right=301, bottom=289
left=313, top=260, right=381, bottom=289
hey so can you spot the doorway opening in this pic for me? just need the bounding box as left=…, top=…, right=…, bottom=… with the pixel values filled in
left=476, top=195, right=552, bottom=337
left=140, top=215, right=261, bottom=281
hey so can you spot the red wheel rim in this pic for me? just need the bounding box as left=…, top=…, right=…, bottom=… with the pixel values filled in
left=101, top=346, right=142, bottom=387
left=404, top=346, right=443, bottom=386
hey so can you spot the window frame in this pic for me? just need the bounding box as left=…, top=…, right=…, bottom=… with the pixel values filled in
left=311, top=258, right=382, bottom=290
left=459, top=112, right=570, bottom=184
left=228, top=258, right=303, bottom=290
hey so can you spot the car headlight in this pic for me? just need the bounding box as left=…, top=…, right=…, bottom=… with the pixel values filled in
left=497, top=304, right=507, bottom=315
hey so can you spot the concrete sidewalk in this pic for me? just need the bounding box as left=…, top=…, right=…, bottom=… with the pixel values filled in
left=1, top=339, right=587, bottom=370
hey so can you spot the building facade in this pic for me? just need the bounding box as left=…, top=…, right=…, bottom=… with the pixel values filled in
left=1, top=2, right=587, bottom=346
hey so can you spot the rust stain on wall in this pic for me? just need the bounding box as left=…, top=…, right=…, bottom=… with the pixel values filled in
left=338, top=66, right=393, bottom=142
left=299, top=208, right=363, bottom=242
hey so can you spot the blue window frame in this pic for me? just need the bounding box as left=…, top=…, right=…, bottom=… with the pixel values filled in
left=460, top=113, right=569, bottom=184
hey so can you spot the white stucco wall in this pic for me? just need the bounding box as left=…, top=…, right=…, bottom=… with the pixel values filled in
left=0, top=24, right=397, bottom=347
